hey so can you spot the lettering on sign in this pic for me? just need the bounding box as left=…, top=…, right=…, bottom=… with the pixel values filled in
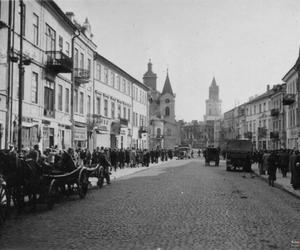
left=74, top=127, right=87, bottom=141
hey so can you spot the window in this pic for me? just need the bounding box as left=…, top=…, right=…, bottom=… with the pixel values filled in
left=117, top=104, right=121, bottom=118
left=96, top=64, right=101, bottom=80
left=88, top=58, right=91, bottom=74
left=65, top=88, right=69, bottom=113
left=116, top=75, right=120, bottom=90
left=96, top=97, right=101, bottom=115
left=128, top=109, right=130, bottom=122
left=65, top=42, right=70, bottom=56
left=110, top=72, right=114, bottom=87
left=80, top=53, right=84, bottom=69
left=127, top=82, right=130, bottom=95
left=80, top=92, right=84, bottom=114
left=31, top=72, right=38, bottom=103
left=44, top=81, right=54, bottom=112
left=87, top=95, right=91, bottom=114
left=74, top=48, right=78, bottom=68
left=123, top=107, right=126, bottom=119
left=157, top=128, right=161, bottom=137
left=20, top=2, right=26, bottom=36
left=74, top=89, right=78, bottom=113
left=104, top=68, right=108, bottom=83
left=165, top=98, right=170, bottom=103
left=58, top=35, right=63, bottom=51
left=45, top=24, right=56, bottom=51
left=104, top=99, right=108, bottom=116
left=33, top=13, right=39, bottom=45
left=122, top=79, right=126, bottom=92
left=167, top=128, right=171, bottom=136
left=111, top=102, right=115, bottom=119
left=58, top=85, right=63, bottom=111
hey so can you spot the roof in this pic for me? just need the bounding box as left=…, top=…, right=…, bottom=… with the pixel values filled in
left=94, top=53, right=149, bottom=91
left=211, top=77, right=217, bottom=87
left=282, top=49, right=300, bottom=82
left=162, top=72, right=174, bottom=95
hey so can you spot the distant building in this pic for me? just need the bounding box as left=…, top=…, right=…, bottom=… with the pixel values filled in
left=179, top=120, right=206, bottom=149
left=143, top=61, right=180, bottom=149
left=204, top=77, right=222, bottom=122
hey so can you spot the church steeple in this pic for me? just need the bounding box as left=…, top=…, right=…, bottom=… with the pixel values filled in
left=209, top=77, right=219, bottom=100
left=143, top=59, right=157, bottom=90
left=162, top=70, right=174, bottom=96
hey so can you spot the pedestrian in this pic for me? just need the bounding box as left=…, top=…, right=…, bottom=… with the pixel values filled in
left=267, top=150, right=279, bottom=186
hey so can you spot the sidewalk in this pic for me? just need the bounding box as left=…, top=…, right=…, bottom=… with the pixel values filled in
left=252, top=163, right=300, bottom=199
left=89, top=158, right=177, bottom=187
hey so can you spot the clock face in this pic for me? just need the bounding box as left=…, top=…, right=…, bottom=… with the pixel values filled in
left=165, top=99, right=170, bottom=103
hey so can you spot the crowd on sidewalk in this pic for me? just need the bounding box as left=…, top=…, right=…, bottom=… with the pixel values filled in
left=252, top=149, right=300, bottom=188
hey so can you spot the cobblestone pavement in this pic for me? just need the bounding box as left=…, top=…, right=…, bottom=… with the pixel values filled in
left=1, top=159, right=300, bottom=250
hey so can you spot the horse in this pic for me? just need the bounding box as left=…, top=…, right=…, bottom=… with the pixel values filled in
left=0, top=150, right=43, bottom=213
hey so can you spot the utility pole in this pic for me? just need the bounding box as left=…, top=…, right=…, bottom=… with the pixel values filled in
left=18, top=0, right=24, bottom=153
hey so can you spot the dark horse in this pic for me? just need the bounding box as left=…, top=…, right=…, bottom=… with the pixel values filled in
left=0, top=150, right=42, bottom=213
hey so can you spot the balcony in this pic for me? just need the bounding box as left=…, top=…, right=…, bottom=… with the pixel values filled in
left=44, top=109, right=55, bottom=118
left=45, top=51, right=72, bottom=74
left=270, top=131, right=279, bottom=139
left=270, top=108, right=279, bottom=117
left=74, top=68, right=90, bottom=85
left=282, top=94, right=295, bottom=105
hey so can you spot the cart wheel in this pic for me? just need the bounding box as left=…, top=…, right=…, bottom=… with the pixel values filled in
left=0, top=183, right=7, bottom=225
left=47, top=179, right=57, bottom=210
left=78, top=170, right=89, bottom=198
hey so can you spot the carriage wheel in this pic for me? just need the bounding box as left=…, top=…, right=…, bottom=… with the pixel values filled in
left=78, top=170, right=89, bottom=199
left=46, top=180, right=57, bottom=210
left=0, top=183, right=7, bottom=224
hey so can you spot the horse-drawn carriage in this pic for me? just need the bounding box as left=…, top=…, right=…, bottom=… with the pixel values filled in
left=0, top=149, right=90, bottom=224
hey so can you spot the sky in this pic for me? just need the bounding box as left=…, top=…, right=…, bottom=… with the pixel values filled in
left=56, top=0, right=300, bottom=121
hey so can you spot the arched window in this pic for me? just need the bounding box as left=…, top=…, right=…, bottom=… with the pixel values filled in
left=157, top=128, right=161, bottom=137
left=165, top=107, right=170, bottom=116
left=167, top=128, right=171, bottom=136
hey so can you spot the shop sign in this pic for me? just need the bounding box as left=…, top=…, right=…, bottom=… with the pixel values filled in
left=88, top=114, right=111, bottom=127
left=74, top=127, right=87, bottom=141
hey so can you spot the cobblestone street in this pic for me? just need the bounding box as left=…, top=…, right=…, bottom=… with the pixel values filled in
left=1, top=159, right=300, bottom=250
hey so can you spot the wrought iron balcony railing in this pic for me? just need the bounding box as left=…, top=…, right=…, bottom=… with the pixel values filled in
left=282, top=94, right=295, bottom=105
left=270, top=108, right=280, bottom=117
left=270, top=131, right=279, bottom=139
left=74, top=68, right=90, bottom=84
left=45, top=51, right=72, bottom=74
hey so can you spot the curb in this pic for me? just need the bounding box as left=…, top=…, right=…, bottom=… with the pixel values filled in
left=252, top=171, right=300, bottom=200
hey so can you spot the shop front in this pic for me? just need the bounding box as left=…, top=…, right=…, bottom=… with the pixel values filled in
left=74, top=124, right=87, bottom=149
left=13, top=117, right=41, bottom=149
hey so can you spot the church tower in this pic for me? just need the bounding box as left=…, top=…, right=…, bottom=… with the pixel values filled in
left=143, top=59, right=157, bottom=90
left=204, top=77, right=222, bottom=121
left=160, top=71, right=175, bottom=122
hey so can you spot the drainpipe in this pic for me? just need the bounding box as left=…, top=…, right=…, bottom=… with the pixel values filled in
left=70, top=29, right=80, bottom=148
left=4, top=0, right=12, bottom=149
left=17, top=0, right=24, bottom=153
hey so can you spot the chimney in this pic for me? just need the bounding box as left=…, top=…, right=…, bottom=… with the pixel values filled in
left=267, top=84, right=270, bottom=91
left=65, top=12, right=74, bottom=22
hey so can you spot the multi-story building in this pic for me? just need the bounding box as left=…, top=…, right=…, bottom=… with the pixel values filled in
left=0, top=0, right=81, bottom=151
left=92, top=53, right=148, bottom=150
left=269, top=84, right=286, bottom=149
left=0, top=0, right=149, bottom=151
left=282, top=54, right=299, bottom=149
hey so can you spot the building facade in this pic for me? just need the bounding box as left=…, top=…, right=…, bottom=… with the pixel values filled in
left=143, top=61, right=180, bottom=149
left=0, top=0, right=150, bottom=151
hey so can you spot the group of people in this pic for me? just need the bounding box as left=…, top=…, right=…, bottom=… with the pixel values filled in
left=253, top=149, right=300, bottom=187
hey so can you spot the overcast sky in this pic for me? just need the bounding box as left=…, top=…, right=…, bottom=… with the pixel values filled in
left=56, top=0, right=300, bottom=121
